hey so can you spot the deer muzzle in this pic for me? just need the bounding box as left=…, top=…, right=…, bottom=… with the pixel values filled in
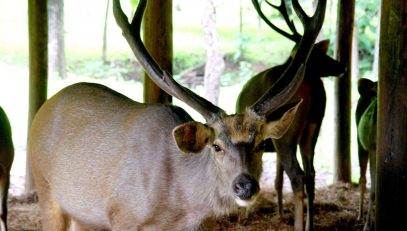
left=233, top=173, right=260, bottom=207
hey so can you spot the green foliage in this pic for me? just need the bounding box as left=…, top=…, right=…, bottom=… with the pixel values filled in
left=356, top=0, right=379, bottom=76
left=173, top=52, right=205, bottom=75
left=67, top=59, right=142, bottom=81
left=129, top=0, right=138, bottom=10
left=232, top=34, right=252, bottom=62
left=0, top=45, right=28, bottom=67
left=221, top=59, right=254, bottom=86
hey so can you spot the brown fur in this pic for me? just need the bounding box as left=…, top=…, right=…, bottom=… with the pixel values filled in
left=236, top=40, right=346, bottom=231
left=355, top=78, right=377, bottom=231
left=29, top=82, right=300, bottom=230
left=0, top=106, right=14, bottom=231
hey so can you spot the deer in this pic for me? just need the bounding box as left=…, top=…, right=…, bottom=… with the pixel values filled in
left=28, top=0, right=326, bottom=230
left=355, top=78, right=377, bottom=231
left=236, top=1, right=345, bottom=230
left=0, top=106, right=14, bottom=231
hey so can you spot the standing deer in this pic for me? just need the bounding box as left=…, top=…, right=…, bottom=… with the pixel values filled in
left=236, top=1, right=345, bottom=230
left=0, top=106, right=14, bottom=231
left=355, top=78, right=377, bottom=231
left=28, top=0, right=326, bottom=230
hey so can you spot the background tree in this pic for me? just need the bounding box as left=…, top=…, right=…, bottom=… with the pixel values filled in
left=202, top=0, right=224, bottom=105
left=352, top=23, right=359, bottom=81
left=355, top=0, right=379, bottom=78
left=102, top=0, right=110, bottom=63
left=371, top=2, right=380, bottom=80
left=48, top=0, right=66, bottom=79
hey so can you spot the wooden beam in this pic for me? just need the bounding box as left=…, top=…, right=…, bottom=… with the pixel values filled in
left=333, top=0, right=354, bottom=183
left=376, top=0, right=407, bottom=229
left=26, top=0, right=48, bottom=194
left=142, top=0, right=172, bottom=104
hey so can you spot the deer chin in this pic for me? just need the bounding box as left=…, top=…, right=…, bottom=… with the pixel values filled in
left=234, top=195, right=258, bottom=207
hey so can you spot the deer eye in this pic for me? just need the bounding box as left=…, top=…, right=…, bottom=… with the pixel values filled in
left=212, top=144, right=223, bottom=152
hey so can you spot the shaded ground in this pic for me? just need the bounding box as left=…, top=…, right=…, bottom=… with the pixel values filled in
left=8, top=183, right=368, bottom=231
left=216, top=183, right=366, bottom=231
left=7, top=150, right=369, bottom=230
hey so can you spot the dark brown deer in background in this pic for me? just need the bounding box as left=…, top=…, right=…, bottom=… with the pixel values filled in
left=0, top=106, right=14, bottom=231
left=236, top=1, right=345, bottom=230
left=28, top=0, right=326, bottom=230
left=355, top=78, right=377, bottom=231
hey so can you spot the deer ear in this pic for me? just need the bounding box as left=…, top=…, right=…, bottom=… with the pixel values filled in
left=263, top=100, right=302, bottom=139
left=358, top=78, right=377, bottom=95
left=315, top=39, right=330, bottom=53
left=173, top=121, right=214, bottom=154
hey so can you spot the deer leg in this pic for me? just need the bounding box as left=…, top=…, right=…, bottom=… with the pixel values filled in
left=40, top=198, right=69, bottom=231
left=299, top=123, right=320, bottom=231
left=275, top=153, right=284, bottom=218
left=0, top=166, right=9, bottom=231
left=70, top=221, right=92, bottom=231
left=364, top=149, right=376, bottom=231
left=357, top=141, right=369, bottom=221
left=35, top=177, right=69, bottom=231
left=275, top=140, right=304, bottom=231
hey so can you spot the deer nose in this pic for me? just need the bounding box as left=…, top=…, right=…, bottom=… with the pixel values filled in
left=233, top=174, right=260, bottom=200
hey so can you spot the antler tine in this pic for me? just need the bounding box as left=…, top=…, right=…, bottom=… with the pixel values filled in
left=291, top=0, right=327, bottom=61
left=249, top=0, right=326, bottom=116
left=252, top=0, right=300, bottom=42
left=113, top=0, right=224, bottom=122
left=265, top=0, right=301, bottom=41
left=249, top=62, right=305, bottom=116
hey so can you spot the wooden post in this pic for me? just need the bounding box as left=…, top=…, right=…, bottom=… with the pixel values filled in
left=333, top=0, right=354, bottom=183
left=376, top=0, right=407, bottom=229
left=142, top=0, right=172, bottom=104
left=26, top=0, right=48, bottom=194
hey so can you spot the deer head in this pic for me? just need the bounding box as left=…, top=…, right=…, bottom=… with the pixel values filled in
left=113, top=0, right=326, bottom=206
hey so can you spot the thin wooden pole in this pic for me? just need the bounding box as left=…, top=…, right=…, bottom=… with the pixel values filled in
left=142, top=0, right=172, bottom=104
left=26, top=0, right=48, bottom=194
left=333, top=0, right=354, bottom=183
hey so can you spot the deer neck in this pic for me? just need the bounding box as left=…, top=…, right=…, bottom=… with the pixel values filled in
left=180, top=149, right=239, bottom=217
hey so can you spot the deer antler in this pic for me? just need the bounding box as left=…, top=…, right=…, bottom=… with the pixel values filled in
left=114, top=0, right=325, bottom=121
left=113, top=0, right=224, bottom=122
left=252, top=0, right=302, bottom=42
left=249, top=0, right=327, bottom=116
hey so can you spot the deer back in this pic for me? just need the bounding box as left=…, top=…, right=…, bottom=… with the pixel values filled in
left=0, top=106, right=14, bottom=231
left=0, top=106, right=13, bottom=171
left=29, top=83, right=211, bottom=229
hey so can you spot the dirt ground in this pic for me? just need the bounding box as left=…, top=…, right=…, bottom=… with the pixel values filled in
left=8, top=182, right=368, bottom=231
left=7, top=147, right=370, bottom=230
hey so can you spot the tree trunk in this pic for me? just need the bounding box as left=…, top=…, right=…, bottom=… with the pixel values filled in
left=352, top=23, right=359, bottom=81
left=333, top=0, right=354, bottom=183
left=102, top=0, right=110, bottom=63
left=372, top=3, right=381, bottom=81
left=376, top=0, right=407, bottom=229
left=202, top=0, right=224, bottom=105
left=48, top=0, right=66, bottom=79
left=26, top=0, right=48, bottom=194
left=142, top=0, right=172, bottom=104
